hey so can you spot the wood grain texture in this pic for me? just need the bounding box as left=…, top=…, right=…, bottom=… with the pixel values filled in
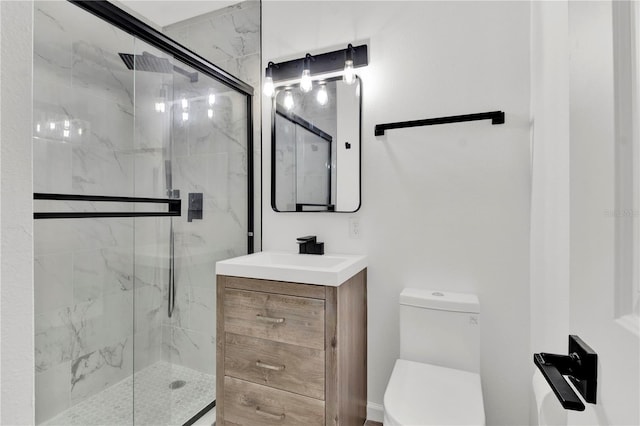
left=216, top=270, right=367, bottom=426
left=224, top=288, right=325, bottom=350
left=222, top=275, right=326, bottom=299
left=225, top=332, right=325, bottom=400
left=337, top=269, right=368, bottom=426
left=216, top=276, right=226, bottom=423
left=325, top=285, right=339, bottom=426
left=224, top=376, right=325, bottom=426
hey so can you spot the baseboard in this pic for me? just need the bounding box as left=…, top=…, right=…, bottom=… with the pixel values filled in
left=367, top=401, right=384, bottom=423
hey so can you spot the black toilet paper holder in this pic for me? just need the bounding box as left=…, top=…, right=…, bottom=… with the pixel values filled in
left=533, top=335, right=597, bottom=411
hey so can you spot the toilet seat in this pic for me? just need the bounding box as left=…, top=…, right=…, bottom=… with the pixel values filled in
left=383, top=359, right=485, bottom=426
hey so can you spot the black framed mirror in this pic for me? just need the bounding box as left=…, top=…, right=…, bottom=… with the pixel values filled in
left=271, top=76, right=361, bottom=212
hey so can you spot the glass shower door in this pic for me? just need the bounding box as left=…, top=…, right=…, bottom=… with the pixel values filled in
left=33, top=2, right=137, bottom=424
left=131, top=43, right=250, bottom=425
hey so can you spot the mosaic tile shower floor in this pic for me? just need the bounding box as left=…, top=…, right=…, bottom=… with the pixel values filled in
left=44, top=362, right=215, bottom=426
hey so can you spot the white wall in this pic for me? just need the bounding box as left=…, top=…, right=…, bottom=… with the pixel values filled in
left=262, top=2, right=531, bottom=424
left=0, top=1, right=35, bottom=424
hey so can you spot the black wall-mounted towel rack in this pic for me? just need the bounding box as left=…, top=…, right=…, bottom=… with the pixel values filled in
left=374, top=110, right=505, bottom=136
left=33, top=193, right=181, bottom=219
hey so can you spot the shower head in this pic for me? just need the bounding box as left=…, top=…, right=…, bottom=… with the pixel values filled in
left=118, top=51, right=198, bottom=83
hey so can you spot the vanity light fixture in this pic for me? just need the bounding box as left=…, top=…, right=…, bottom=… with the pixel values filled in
left=263, top=43, right=368, bottom=96
left=317, top=83, right=328, bottom=106
left=343, top=44, right=356, bottom=85
left=300, top=54, right=314, bottom=93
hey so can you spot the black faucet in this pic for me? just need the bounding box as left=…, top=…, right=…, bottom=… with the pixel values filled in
left=296, top=235, right=324, bottom=255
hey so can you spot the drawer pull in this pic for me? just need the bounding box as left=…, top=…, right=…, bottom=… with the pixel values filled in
left=256, top=314, right=285, bottom=324
left=256, top=360, right=285, bottom=371
left=255, top=406, right=285, bottom=421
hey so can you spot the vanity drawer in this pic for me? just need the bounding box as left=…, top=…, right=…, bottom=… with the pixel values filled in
left=224, top=376, right=325, bottom=426
left=225, top=332, right=325, bottom=400
left=224, top=288, right=325, bottom=350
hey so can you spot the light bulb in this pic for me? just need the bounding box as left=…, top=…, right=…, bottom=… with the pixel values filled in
left=63, top=129, right=70, bottom=138
left=343, top=59, right=356, bottom=85
left=36, top=123, right=41, bottom=133
left=208, top=93, right=216, bottom=106
left=78, top=128, right=83, bottom=135
left=300, top=69, right=312, bottom=93
left=263, top=76, right=274, bottom=97
left=317, top=84, right=328, bottom=106
left=64, top=119, right=70, bottom=129
left=284, top=91, right=294, bottom=110
left=49, top=122, right=56, bottom=130
left=182, top=111, right=189, bottom=121
left=154, top=101, right=165, bottom=113
left=208, top=108, right=214, bottom=119
left=181, top=95, right=188, bottom=110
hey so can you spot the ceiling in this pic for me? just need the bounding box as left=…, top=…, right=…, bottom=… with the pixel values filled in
left=117, top=1, right=239, bottom=27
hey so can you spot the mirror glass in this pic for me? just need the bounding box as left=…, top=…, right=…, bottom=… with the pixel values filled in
left=271, top=76, right=361, bottom=212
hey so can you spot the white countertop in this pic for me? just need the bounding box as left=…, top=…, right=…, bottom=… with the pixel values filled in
left=215, top=251, right=367, bottom=286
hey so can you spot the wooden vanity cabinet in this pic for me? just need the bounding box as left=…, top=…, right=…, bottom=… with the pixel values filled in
left=216, top=269, right=367, bottom=426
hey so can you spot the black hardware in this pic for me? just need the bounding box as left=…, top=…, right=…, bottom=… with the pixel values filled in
left=533, top=335, right=598, bottom=411
left=267, top=44, right=368, bottom=82
left=374, top=110, right=505, bottom=136
left=296, top=235, right=325, bottom=255
left=188, top=193, right=203, bottom=222
left=33, top=193, right=181, bottom=219
left=345, top=142, right=351, bottom=149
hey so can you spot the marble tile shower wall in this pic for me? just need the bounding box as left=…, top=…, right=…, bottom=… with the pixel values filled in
left=164, top=0, right=261, bottom=251
left=160, top=1, right=259, bottom=375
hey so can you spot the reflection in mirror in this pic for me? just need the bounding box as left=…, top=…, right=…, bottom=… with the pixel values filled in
left=271, top=76, right=361, bottom=212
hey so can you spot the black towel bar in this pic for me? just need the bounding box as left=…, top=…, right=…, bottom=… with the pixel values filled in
left=374, top=110, right=505, bottom=136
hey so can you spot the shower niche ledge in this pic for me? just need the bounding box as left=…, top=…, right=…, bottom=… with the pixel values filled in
left=215, top=251, right=367, bottom=425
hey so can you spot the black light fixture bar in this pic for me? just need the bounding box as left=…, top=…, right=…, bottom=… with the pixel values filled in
left=269, top=44, right=368, bottom=82
left=33, top=193, right=181, bottom=219
left=375, top=111, right=505, bottom=136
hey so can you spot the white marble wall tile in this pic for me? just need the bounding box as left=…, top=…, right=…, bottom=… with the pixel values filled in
left=72, top=249, right=105, bottom=304
left=133, top=326, right=162, bottom=372
left=164, top=2, right=259, bottom=73
left=187, top=286, right=215, bottom=334
left=35, top=360, right=71, bottom=424
left=35, top=253, right=73, bottom=315
left=70, top=337, right=133, bottom=405
left=161, top=326, right=215, bottom=375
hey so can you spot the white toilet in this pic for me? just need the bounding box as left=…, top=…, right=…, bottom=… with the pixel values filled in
left=383, top=288, right=485, bottom=425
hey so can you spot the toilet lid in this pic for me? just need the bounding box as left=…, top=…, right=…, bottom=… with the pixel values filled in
left=384, top=359, right=485, bottom=426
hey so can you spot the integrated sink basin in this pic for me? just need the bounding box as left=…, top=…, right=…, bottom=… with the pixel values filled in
left=215, top=251, right=367, bottom=286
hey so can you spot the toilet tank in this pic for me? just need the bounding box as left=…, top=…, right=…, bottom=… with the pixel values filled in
left=400, top=288, right=480, bottom=373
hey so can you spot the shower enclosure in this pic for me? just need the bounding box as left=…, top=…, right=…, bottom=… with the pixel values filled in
left=33, top=1, right=253, bottom=424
